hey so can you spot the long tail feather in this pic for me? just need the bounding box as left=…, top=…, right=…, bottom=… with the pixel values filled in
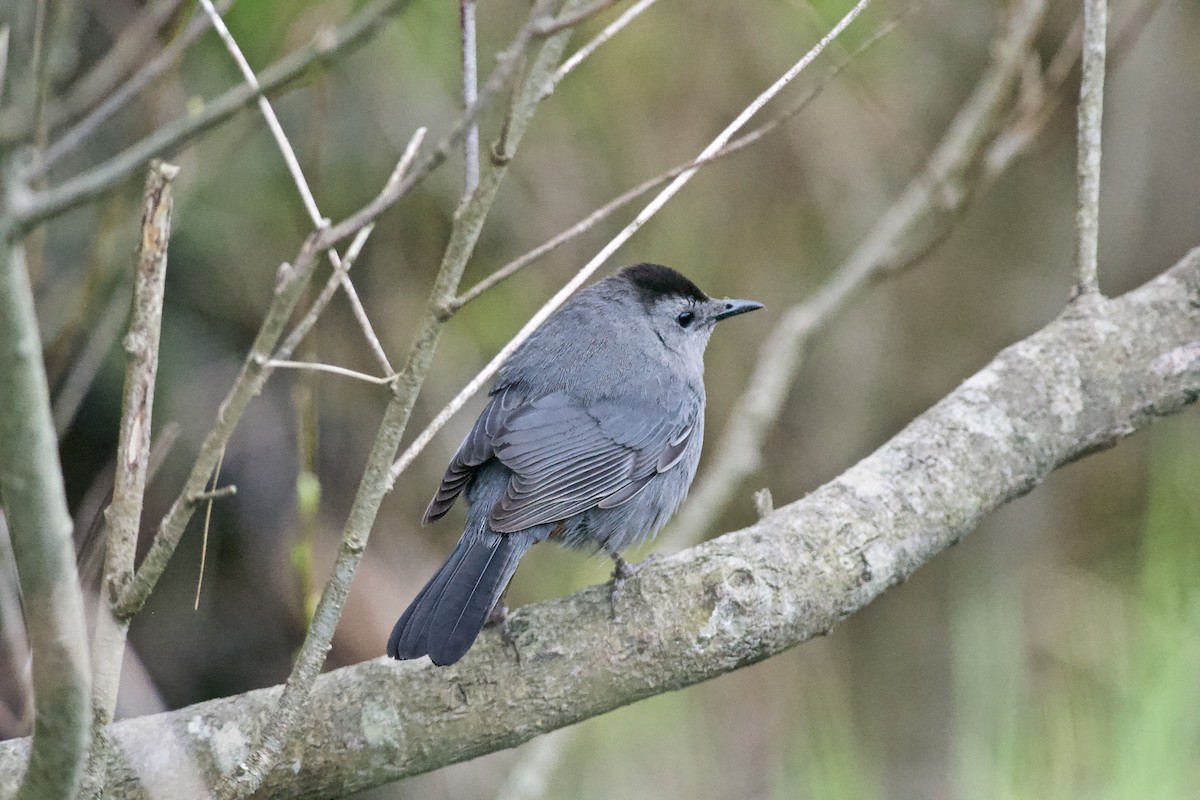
left=387, top=529, right=534, bottom=666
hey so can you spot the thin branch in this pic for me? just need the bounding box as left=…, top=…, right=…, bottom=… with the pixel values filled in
left=553, top=0, right=660, bottom=84
left=275, top=129, right=425, bottom=362
left=670, top=0, right=1047, bottom=544
left=225, top=3, right=569, bottom=793
left=0, top=192, right=91, bottom=799
left=536, top=0, right=620, bottom=36
left=81, top=161, right=178, bottom=799
left=452, top=11, right=907, bottom=312
left=112, top=0, right=535, bottom=618
left=189, top=484, right=237, bottom=504
left=390, top=0, right=875, bottom=484
left=12, top=0, right=419, bottom=231
left=266, top=359, right=397, bottom=385
left=11, top=248, right=1199, bottom=798
left=192, top=448, right=225, bottom=612
left=0, top=26, right=10, bottom=104
left=197, top=0, right=395, bottom=375
left=29, top=0, right=48, bottom=150
left=28, top=0, right=233, bottom=176
left=461, top=0, right=479, bottom=199
left=1072, top=0, right=1107, bottom=301
left=89, top=159, right=178, bottom=728
left=50, top=289, right=129, bottom=437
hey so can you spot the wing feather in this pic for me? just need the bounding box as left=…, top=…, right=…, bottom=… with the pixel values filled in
left=488, top=389, right=699, bottom=532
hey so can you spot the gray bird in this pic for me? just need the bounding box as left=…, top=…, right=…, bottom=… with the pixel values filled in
left=387, top=263, right=762, bottom=665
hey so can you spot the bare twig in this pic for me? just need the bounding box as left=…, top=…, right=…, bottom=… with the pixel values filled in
left=537, top=0, right=620, bottom=36
left=0, top=27, right=10, bottom=104
left=81, top=161, right=178, bottom=798
left=276, top=129, right=424, bottom=361
left=28, top=1, right=233, bottom=175
left=1072, top=0, right=1107, bottom=301
left=192, top=448, right=225, bottom=611
left=29, top=0, right=49, bottom=149
left=50, top=290, right=129, bottom=437
left=452, top=12, right=906, bottom=312
left=553, top=0, right=659, bottom=84
left=0, top=192, right=91, bottom=799
left=112, top=2, right=532, bottom=619
left=91, top=160, right=178, bottom=723
left=13, top=0, right=419, bottom=231
left=267, top=359, right=397, bottom=385
left=461, top=0, right=480, bottom=199
left=390, top=0, right=875, bottom=485
left=197, top=0, right=394, bottom=375
left=13, top=248, right=1199, bottom=797
left=670, top=0, right=1048, bottom=543
left=190, top=483, right=237, bottom=504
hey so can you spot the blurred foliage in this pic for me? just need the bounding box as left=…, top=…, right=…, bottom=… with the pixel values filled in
left=3, top=0, right=1199, bottom=796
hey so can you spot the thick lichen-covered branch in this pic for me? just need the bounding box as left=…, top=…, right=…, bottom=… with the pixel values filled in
left=2, top=247, right=1195, bottom=800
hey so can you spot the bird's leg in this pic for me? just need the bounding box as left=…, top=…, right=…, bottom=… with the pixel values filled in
left=608, top=552, right=658, bottom=618
left=484, top=598, right=520, bottom=663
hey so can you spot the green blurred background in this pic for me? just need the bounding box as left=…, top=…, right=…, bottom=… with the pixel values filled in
left=8, top=0, right=1200, bottom=797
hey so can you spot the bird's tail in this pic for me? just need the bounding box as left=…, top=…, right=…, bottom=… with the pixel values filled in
left=387, top=527, right=535, bottom=666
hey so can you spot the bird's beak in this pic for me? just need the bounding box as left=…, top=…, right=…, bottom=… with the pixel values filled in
left=713, top=298, right=764, bottom=321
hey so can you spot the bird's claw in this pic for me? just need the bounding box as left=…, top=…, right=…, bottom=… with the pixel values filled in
left=608, top=553, right=658, bottom=618
left=485, top=601, right=520, bottom=663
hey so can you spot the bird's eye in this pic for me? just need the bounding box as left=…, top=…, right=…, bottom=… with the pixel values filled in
left=676, top=310, right=695, bottom=328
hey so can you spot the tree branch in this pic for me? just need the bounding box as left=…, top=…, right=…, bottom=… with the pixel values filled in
left=1072, top=0, right=1107, bottom=300
left=11, top=0, right=418, bottom=231
left=198, top=0, right=395, bottom=376
left=77, top=163, right=179, bottom=797
left=222, top=4, right=565, bottom=793
left=84, top=161, right=178, bottom=799
left=0, top=176, right=91, bottom=798
left=671, top=0, right=1047, bottom=542
left=389, top=0, right=875, bottom=485
left=2, top=247, right=1196, bottom=800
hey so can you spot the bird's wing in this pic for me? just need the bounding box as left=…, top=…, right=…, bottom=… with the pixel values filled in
left=423, top=385, right=525, bottom=524
left=486, top=388, right=700, bottom=533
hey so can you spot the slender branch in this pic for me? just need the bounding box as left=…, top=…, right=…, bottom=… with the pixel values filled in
left=671, top=0, right=1047, bottom=543
left=50, top=289, right=129, bottom=437
left=553, top=0, right=660, bottom=84
left=275, top=129, right=425, bottom=362
left=197, top=0, right=393, bottom=374
left=219, top=5, right=566, bottom=793
left=112, top=1, right=535, bottom=619
left=451, top=11, right=906, bottom=312
left=28, top=0, right=233, bottom=175
left=188, top=484, right=237, bottom=503
left=87, top=160, right=178, bottom=767
left=28, top=0, right=48, bottom=150
left=1072, top=0, right=1107, bottom=301
left=390, top=0, right=875, bottom=484
left=11, top=0, right=418, bottom=231
left=266, top=359, right=397, bottom=385
left=0, top=26, right=10, bottom=104
left=460, top=0, right=479, bottom=199
left=536, top=0, right=620, bottom=36
left=5, top=249, right=1198, bottom=799
left=0, top=177, right=91, bottom=799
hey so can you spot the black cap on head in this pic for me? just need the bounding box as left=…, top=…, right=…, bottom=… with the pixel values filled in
left=619, top=263, right=709, bottom=306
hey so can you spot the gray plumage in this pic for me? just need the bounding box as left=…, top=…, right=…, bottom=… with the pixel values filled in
left=388, top=263, right=761, bottom=665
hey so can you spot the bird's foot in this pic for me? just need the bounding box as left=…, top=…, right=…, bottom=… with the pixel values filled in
left=609, top=553, right=658, bottom=618
left=485, top=600, right=520, bottom=663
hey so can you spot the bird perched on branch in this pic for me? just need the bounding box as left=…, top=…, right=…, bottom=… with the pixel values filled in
left=387, top=263, right=762, bottom=665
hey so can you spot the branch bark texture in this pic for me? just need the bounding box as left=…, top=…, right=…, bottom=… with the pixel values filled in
left=1, top=249, right=1195, bottom=799
left=0, top=219, right=91, bottom=796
